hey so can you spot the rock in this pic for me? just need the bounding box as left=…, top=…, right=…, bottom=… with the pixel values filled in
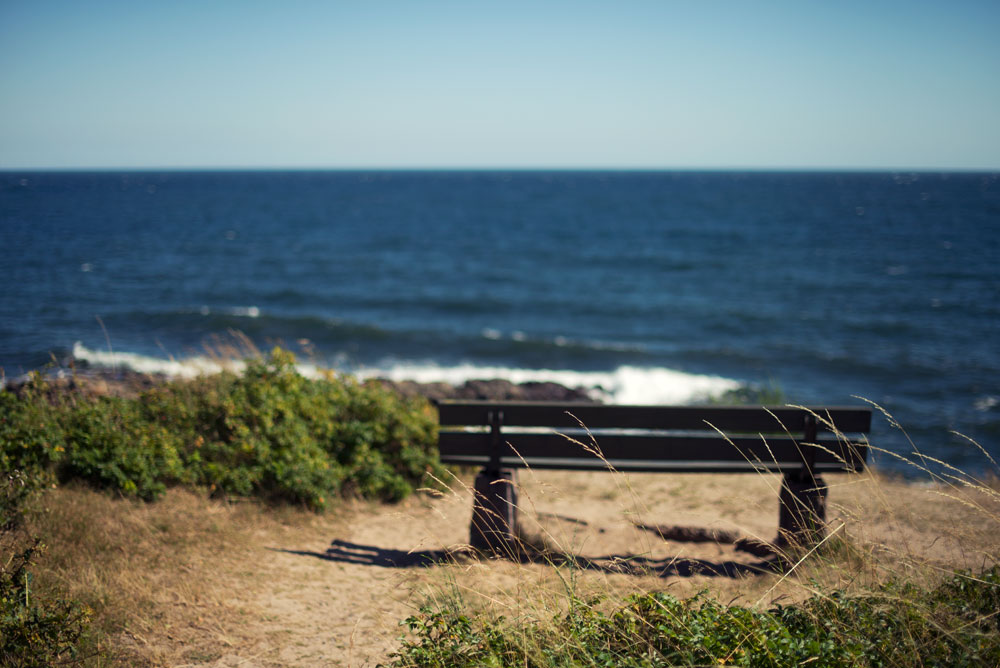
left=376, top=378, right=598, bottom=403
left=5, top=364, right=600, bottom=406
left=519, top=381, right=594, bottom=402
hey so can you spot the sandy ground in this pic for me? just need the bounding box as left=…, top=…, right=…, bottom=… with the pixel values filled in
left=34, top=468, right=1000, bottom=667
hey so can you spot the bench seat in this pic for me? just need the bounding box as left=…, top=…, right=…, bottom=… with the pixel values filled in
left=436, top=401, right=872, bottom=555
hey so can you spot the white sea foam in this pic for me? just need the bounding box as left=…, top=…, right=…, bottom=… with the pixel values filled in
left=72, top=343, right=247, bottom=378
left=230, top=306, right=261, bottom=318
left=71, top=342, right=333, bottom=381
left=973, top=395, right=999, bottom=412
left=193, top=306, right=261, bottom=317
left=69, top=343, right=740, bottom=405
left=356, top=362, right=740, bottom=405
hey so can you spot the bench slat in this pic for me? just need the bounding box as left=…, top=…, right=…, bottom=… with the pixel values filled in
left=436, top=401, right=872, bottom=433
left=438, top=456, right=850, bottom=474
left=438, top=430, right=867, bottom=472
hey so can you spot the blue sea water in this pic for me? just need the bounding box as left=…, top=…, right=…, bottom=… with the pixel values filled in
left=2, top=170, right=998, bottom=475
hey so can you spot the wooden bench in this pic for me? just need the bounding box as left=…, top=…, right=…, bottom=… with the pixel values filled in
left=436, top=401, right=872, bottom=555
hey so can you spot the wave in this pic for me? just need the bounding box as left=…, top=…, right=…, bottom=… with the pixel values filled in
left=69, top=343, right=740, bottom=405
left=71, top=342, right=250, bottom=378
left=347, top=362, right=738, bottom=405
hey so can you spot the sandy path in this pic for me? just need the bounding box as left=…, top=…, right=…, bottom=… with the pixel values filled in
left=82, top=469, right=997, bottom=667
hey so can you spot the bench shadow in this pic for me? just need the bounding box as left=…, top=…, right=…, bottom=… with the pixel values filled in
left=270, top=539, right=780, bottom=578
left=270, top=540, right=452, bottom=568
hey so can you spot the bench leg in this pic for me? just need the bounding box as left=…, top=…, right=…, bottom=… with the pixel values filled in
left=777, top=473, right=828, bottom=549
left=470, top=468, right=518, bottom=555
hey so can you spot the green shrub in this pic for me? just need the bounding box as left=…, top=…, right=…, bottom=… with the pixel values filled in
left=0, top=348, right=443, bottom=508
left=60, top=397, right=186, bottom=501
left=0, top=386, right=63, bottom=490
left=391, top=566, right=1000, bottom=667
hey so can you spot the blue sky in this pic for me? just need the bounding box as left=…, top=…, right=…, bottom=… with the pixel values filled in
left=1, top=1, right=998, bottom=170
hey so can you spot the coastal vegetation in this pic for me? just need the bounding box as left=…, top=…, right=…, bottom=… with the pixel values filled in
left=1, top=348, right=442, bottom=509
left=1, top=352, right=998, bottom=665
left=392, top=566, right=1000, bottom=667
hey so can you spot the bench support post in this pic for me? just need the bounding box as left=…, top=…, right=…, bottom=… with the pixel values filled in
left=777, top=473, right=828, bottom=548
left=469, top=410, right=518, bottom=555
left=470, top=468, right=518, bottom=555
left=777, top=415, right=827, bottom=548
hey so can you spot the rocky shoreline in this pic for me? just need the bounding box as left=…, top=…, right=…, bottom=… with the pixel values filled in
left=3, top=366, right=598, bottom=403
left=374, top=378, right=596, bottom=403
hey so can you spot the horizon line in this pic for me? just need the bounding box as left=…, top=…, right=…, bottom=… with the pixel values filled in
left=3, top=165, right=999, bottom=174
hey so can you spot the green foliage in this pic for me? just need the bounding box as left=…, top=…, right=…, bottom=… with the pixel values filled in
left=0, top=348, right=442, bottom=508
left=1, top=471, right=39, bottom=534
left=60, top=397, right=186, bottom=501
left=0, top=385, right=63, bottom=492
left=391, top=566, right=1000, bottom=667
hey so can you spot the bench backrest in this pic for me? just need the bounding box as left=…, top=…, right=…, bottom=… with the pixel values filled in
left=437, top=401, right=871, bottom=474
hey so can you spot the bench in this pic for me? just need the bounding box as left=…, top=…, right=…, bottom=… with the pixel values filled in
left=435, top=401, right=872, bottom=555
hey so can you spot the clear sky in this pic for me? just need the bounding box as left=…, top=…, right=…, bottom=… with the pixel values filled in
left=1, top=1, right=998, bottom=170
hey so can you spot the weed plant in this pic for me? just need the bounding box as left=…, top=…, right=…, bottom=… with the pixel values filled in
left=1, top=472, right=93, bottom=667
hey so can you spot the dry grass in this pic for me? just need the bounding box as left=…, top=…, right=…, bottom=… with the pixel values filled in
left=27, top=485, right=353, bottom=666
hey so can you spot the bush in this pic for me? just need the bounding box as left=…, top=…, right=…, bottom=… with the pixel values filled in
left=0, top=348, right=443, bottom=508
left=0, top=386, right=62, bottom=493
left=60, top=397, right=186, bottom=501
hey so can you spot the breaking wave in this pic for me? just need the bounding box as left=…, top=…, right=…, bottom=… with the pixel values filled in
left=69, top=343, right=740, bottom=405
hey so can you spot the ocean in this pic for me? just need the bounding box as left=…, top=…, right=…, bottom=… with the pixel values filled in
left=2, top=170, right=998, bottom=475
